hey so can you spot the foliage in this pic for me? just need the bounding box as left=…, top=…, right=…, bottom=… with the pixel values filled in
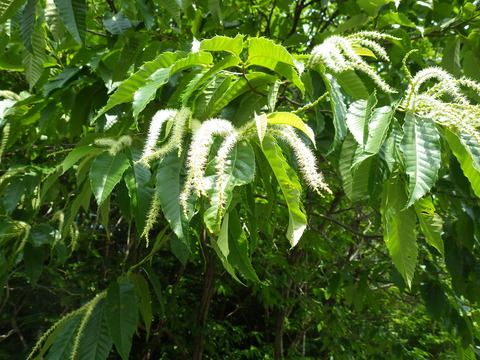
left=1, top=0, right=480, bottom=359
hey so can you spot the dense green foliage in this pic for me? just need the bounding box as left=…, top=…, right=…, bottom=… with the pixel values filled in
left=1, top=0, right=480, bottom=359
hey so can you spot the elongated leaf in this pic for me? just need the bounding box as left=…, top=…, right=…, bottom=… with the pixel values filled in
left=345, top=92, right=377, bottom=146
left=261, top=136, right=307, bottom=247
left=131, top=273, right=152, bottom=339
left=324, top=73, right=347, bottom=152
left=45, top=314, right=82, bottom=360
left=204, top=141, right=256, bottom=234
left=124, top=158, right=153, bottom=235
left=247, top=37, right=304, bottom=92
left=339, top=133, right=371, bottom=201
left=20, top=0, right=38, bottom=53
left=0, top=0, right=27, bottom=22
left=90, top=152, right=130, bottom=206
left=208, top=0, right=222, bottom=25
left=22, top=22, right=45, bottom=89
left=446, top=130, right=480, bottom=197
left=106, top=279, right=138, bottom=360
left=401, top=113, right=441, bottom=207
left=54, top=0, right=86, bottom=45
left=335, top=70, right=369, bottom=100
left=24, top=242, right=43, bottom=284
left=196, top=76, right=232, bottom=120
left=181, top=55, right=240, bottom=106
left=142, top=264, right=165, bottom=318
left=170, top=51, right=213, bottom=74
left=381, top=175, right=418, bottom=288
left=200, top=35, right=244, bottom=56
left=156, top=150, right=192, bottom=262
left=132, top=67, right=172, bottom=119
left=414, top=197, right=444, bottom=256
left=213, top=213, right=243, bottom=283
left=205, top=72, right=276, bottom=118
left=152, top=0, right=181, bottom=25
left=4, top=177, right=24, bottom=214
left=62, top=145, right=103, bottom=173
left=364, top=105, right=394, bottom=154
left=215, top=211, right=261, bottom=283
left=98, top=52, right=179, bottom=116
left=249, top=37, right=296, bottom=66
left=44, top=67, right=81, bottom=97
left=103, top=12, right=132, bottom=35
left=78, top=298, right=113, bottom=360
left=267, top=112, right=315, bottom=145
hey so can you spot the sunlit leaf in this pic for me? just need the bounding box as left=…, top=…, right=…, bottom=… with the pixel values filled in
left=261, top=136, right=307, bottom=247
left=90, top=152, right=130, bottom=206
left=401, top=113, right=441, bottom=208
left=54, top=0, right=87, bottom=45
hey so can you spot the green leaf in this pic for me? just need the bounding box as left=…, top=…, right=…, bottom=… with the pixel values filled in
left=103, top=12, right=132, bottom=35
left=414, top=197, right=444, bottom=256
left=53, top=0, right=87, bottom=45
left=19, top=0, right=38, bottom=53
left=335, top=70, right=370, bottom=100
left=261, top=136, right=307, bottom=247
left=205, top=72, right=276, bottom=118
left=215, top=211, right=261, bottom=283
left=339, top=133, right=372, bottom=201
left=181, top=55, right=241, bottom=106
left=98, top=52, right=179, bottom=116
left=324, top=73, right=347, bottom=152
left=401, top=113, right=441, bottom=208
left=62, top=145, right=103, bottom=173
left=142, top=264, right=165, bottom=318
left=200, top=35, right=244, bottom=56
left=78, top=298, right=113, bottom=360
left=212, top=213, right=243, bottom=283
left=247, top=37, right=304, bottom=92
left=170, top=51, right=213, bottom=75
left=156, top=150, right=192, bottom=261
left=22, top=21, right=45, bottom=89
left=45, top=314, right=82, bottom=360
left=44, top=67, right=82, bottom=97
left=124, top=158, right=153, bottom=235
left=381, top=175, right=418, bottom=288
left=90, top=152, right=130, bottom=206
left=446, top=130, right=480, bottom=197
left=3, top=177, right=24, bottom=214
left=0, top=0, right=28, bottom=23
left=364, top=105, right=395, bottom=154
left=345, top=92, right=377, bottom=146
left=24, top=241, right=43, bottom=284
left=267, top=112, right=315, bottom=145
left=207, top=0, right=223, bottom=25
left=131, top=273, right=152, bottom=339
left=133, top=51, right=213, bottom=118
left=195, top=76, right=232, bottom=120
left=204, top=141, right=255, bottom=234
left=152, top=0, right=181, bottom=26
left=106, top=278, right=139, bottom=360
left=132, top=67, right=172, bottom=119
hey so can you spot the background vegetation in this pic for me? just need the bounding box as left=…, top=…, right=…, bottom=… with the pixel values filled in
left=1, top=0, right=480, bottom=359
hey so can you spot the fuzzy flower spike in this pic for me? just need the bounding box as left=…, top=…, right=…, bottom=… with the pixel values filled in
left=403, top=67, right=480, bottom=141
left=138, top=107, right=191, bottom=164
left=180, top=118, right=239, bottom=212
left=268, top=125, right=331, bottom=195
left=308, top=31, right=400, bottom=93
